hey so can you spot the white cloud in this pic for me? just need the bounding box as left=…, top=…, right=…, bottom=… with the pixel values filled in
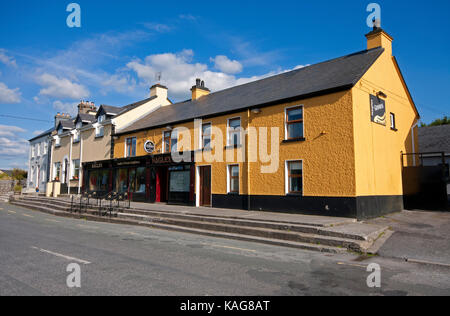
left=0, top=125, right=26, bottom=138
left=0, top=82, right=21, bottom=104
left=37, top=73, right=89, bottom=100
left=142, top=23, right=173, bottom=33
left=127, top=49, right=306, bottom=100
left=32, top=130, right=44, bottom=136
left=52, top=100, right=78, bottom=115
left=211, top=55, right=243, bottom=74
left=0, top=49, right=17, bottom=68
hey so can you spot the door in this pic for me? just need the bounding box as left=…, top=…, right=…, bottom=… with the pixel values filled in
left=199, top=166, right=211, bottom=207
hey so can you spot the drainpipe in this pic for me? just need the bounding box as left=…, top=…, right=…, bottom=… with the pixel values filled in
left=411, top=120, right=419, bottom=166
left=79, top=131, right=83, bottom=195
left=247, top=109, right=251, bottom=211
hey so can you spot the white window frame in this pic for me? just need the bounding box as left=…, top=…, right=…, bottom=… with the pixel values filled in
left=285, top=159, right=304, bottom=196
left=227, top=164, right=240, bottom=194
left=71, top=159, right=80, bottom=179
left=201, top=122, right=212, bottom=150
left=227, top=117, right=242, bottom=146
left=53, top=162, right=61, bottom=181
left=390, top=113, right=396, bottom=130
left=76, top=121, right=83, bottom=129
left=73, top=130, right=80, bottom=143
left=55, top=136, right=61, bottom=147
left=284, top=105, right=305, bottom=140
left=98, top=114, right=106, bottom=123
left=125, top=137, right=137, bottom=158
left=95, top=125, right=104, bottom=138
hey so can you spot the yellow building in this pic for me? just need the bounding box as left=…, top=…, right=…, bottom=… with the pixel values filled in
left=83, top=27, right=420, bottom=219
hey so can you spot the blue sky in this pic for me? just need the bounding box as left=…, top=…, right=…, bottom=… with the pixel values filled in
left=0, top=0, right=449, bottom=169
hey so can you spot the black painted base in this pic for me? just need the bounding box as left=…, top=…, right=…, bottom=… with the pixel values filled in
left=212, top=194, right=404, bottom=220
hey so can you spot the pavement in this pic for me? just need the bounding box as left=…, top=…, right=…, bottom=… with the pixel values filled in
left=366, top=210, right=450, bottom=266
left=1, top=202, right=449, bottom=296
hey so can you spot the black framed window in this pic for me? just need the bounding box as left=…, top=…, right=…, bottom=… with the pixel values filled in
left=126, top=137, right=137, bottom=157
left=390, top=113, right=397, bottom=130
left=228, top=165, right=239, bottom=193
left=287, top=161, right=303, bottom=194
left=228, top=118, right=241, bottom=146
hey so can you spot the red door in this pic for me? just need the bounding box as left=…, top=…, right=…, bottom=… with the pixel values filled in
left=199, top=166, right=211, bottom=207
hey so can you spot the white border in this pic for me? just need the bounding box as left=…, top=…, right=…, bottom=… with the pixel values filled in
left=284, top=159, right=304, bottom=196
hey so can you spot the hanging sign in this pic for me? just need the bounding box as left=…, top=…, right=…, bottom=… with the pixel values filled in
left=370, top=95, right=386, bottom=126
left=144, top=140, right=155, bottom=154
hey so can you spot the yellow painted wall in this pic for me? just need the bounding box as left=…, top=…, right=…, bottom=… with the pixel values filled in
left=352, top=48, right=419, bottom=196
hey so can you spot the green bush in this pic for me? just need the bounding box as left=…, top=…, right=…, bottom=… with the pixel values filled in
left=14, top=185, right=22, bottom=193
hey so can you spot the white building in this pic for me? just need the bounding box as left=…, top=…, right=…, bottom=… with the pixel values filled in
left=27, top=128, right=54, bottom=193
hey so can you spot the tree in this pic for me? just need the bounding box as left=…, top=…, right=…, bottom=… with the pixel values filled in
left=420, top=116, right=450, bottom=127
left=11, top=168, right=27, bottom=181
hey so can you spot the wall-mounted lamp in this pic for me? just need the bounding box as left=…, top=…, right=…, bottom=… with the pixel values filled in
left=377, top=91, right=387, bottom=98
left=112, top=135, right=120, bottom=140
left=251, top=108, right=262, bottom=114
left=166, top=125, right=173, bottom=131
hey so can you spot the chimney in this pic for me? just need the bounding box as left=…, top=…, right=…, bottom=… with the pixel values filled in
left=54, top=112, right=72, bottom=128
left=191, top=78, right=210, bottom=100
left=365, top=22, right=393, bottom=56
left=150, top=83, right=168, bottom=100
left=78, top=100, right=97, bottom=115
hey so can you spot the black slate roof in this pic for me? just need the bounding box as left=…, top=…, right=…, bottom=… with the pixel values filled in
left=28, top=127, right=55, bottom=142
left=57, top=120, right=75, bottom=130
left=118, top=47, right=384, bottom=135
left=418, top=125, right=450, bottom=154
left=76, top=113, right=96, bottom=124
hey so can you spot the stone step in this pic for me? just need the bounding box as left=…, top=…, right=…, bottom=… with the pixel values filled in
left=9, top=200, right=347, bottom=254
left=16, top=196, right=377, bottom=242
left=117, top=212, right=369, bottom=252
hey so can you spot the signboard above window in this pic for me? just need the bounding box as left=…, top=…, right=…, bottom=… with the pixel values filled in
left=370, top=95, right=386, bottom=126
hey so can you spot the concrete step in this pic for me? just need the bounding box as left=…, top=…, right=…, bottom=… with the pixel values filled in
left=16, top=196, right=381, bottom=242
left=9, top=200, right=347, bottom=254
left=117, top=212, right=369, bottom=252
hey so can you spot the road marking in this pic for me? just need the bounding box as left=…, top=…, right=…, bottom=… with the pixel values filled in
left=337, top=262, right=367, bottom=268
left=31, top=246, right=91, bottom=265
left=22, top=214, right=34, bottom=218
left=210, top=244, right=257, bottom=253
left=8, top=211, right=16, bottom=214
left=405, top=258, right=450, bottom=268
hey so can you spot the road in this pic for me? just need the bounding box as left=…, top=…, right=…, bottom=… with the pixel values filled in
left=0, top=202, right=449, bottom=296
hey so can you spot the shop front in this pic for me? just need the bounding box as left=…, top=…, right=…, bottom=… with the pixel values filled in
left=82, top=152, right=195, bottom=205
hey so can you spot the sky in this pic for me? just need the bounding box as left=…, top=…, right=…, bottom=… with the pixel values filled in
left=0, top=0, right=449, bottom=170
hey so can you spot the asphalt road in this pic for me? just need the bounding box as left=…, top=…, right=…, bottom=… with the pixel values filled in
left=0, top=202, right=449, bottom=296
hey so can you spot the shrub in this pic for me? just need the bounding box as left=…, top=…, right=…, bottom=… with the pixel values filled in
left=14, top=185, right=22, bottom=193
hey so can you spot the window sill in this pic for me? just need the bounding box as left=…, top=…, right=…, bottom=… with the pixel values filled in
left=391, top=128, right=398, bottom=132
left=286, top=193, right=303, bottom=197
left=282, top=138, right=306, bottom=144
left=95, top=135, right=104, bottom=139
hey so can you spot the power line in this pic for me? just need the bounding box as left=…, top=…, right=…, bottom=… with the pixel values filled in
left=0, top=114, right=53, bottom=123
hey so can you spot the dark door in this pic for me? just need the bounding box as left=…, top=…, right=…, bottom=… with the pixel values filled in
left=199, top=166, right=211, bottom=207
left=148, top=168, right=156, bottom=203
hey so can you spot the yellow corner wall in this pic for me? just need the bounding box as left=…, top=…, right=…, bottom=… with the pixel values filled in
left=352, top=51, right=419, bottom=197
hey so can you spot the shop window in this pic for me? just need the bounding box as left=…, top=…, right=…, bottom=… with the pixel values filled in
left=89, top=169, right=109, bottom=192
left=115, top=168, right=128, bottom=193
left=390, top=113, right=397, bottom=131
left=135, top=167, right=146, bottom=193
left=72, top=159, right=80, bottom=180
left=169, top=166, right=191, bottom=193
left=202, top=123, right=211, bottom=149
left=286, top=160, right=303, bottom=195
left=54, top=162, right=61, bottom=181
left=126, top=137, right=137, bottom=157
left=228, top=165, right=240, bottom=194
left=285, top=106, right=304, bottom=140
left=228, top=118, right=241, bottom=146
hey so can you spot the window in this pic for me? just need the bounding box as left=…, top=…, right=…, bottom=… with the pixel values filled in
left=164, top=131, right=171, bottom=153
left=89, top=169, right=109, bottom=192
left=126, top=137, right=137, bottom=157
left=58, top=127, right=63, bottom=135
left=72, top=159, right=80, bottom=180
left=73, top=130, right=80, bottom=143
left=95, top=125, right=104, bottom=138
left=228, top=165, right=240, bottom=194
left=164, top=131, right=177, bottom=153
left=76, top=121, right=82, bottom=129
left=31, top=145, right=35, bottom=158
left=36, top=144, right=40, bottom=156
left=390, top=113, right=397, bottom=130
left=286, top=161, right=303, bottom=195
left=55, top=137, right=61, bottom=147
left=98, top=114, right=106, bottom=123
left=54, top=162, right=61, bottom=181
left=202, top=123, right=211, bottom=149
left=228, top=118, right=241, bottom=146
left=285, top=106, right=304, bottom=140
left=43, top=142, right=47, bottom=154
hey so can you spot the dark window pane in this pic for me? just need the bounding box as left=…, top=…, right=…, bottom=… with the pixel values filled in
left=289, top=177, right=302, bottom=193
left=287, top=108, right=303, bottom=121
left=288, top=122, right=303, bottom=139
